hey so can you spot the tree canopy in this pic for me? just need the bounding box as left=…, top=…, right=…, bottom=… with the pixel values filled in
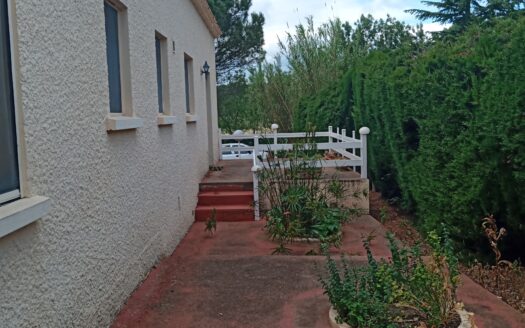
left=208, top=0, right=265, bottom=84
left=406, top=0, right=524, bottom=29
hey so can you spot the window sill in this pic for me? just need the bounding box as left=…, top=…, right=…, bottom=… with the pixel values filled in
left=0, top=196, right=51, bottom=239
left=157, top=115, right=176, bottom=126
left=106, top=116, right=144, bottom=131
left=185, top=114, right=198, bottom=123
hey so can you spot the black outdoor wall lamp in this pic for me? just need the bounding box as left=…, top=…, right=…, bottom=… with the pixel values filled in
left=201, top=61, right=210, bottom=77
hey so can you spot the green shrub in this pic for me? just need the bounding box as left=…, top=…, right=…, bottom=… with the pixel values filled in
left=258, top=130, right=356, bottom=252
left=320, top=230, right=460, bottom=327
left=351, top=16, right=525, bottom=258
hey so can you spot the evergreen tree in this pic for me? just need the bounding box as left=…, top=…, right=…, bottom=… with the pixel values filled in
left=406, top=0, right=480, bottom=27
left=406, top=0, right=525, bottom=28
left=476, top=0, right=525, bottom=20
left=208, top=0, right=265, bottom=84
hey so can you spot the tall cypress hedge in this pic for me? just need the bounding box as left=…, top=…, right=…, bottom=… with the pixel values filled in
left=351, top=17, right=525, bottom=257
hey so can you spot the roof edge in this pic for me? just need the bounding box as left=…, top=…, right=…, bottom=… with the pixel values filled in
left=191, top=0, right=222, bottom=38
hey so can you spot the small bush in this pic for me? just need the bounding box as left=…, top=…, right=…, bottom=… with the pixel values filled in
left=320, top=230, right=460, bottom=327
left=258, top=130, right=357, bottom=251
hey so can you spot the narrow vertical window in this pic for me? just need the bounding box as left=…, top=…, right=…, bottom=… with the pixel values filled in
left=184, top=54, right=194, bottom=114
left=104, top=1, right=122, bottom=113
left=0, top=0, right=20, bottom=204
left=155, top=33, right=173, bottom=126
left=155, top=36, right=163, bottom=113
left=103, top=1, right=139, bottom=131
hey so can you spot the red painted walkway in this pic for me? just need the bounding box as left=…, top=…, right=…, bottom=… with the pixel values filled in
left=112, top=217, right=525, bottom=328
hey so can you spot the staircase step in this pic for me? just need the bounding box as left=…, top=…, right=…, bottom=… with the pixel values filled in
left=198, top=191, right=254, bottom=206
left=195, top=205, right=254, bottom=222
left=199, top=182, right=253, bottom=192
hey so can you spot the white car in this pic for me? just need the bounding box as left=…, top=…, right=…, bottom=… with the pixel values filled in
left=221, top=143, right=267, bottom=160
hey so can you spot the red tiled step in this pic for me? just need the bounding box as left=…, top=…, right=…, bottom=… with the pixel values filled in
left=199, top=182, right=253, bottom=192
left=198, top=191, right=254, bottom=207
left=195, top=205, right=254, bottom=222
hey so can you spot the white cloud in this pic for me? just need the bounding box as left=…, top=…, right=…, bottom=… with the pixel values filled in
left=422, top=22, right=450, bottom=32
left=251, top=0, right=447, bottom=59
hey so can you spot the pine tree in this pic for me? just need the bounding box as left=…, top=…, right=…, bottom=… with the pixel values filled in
left=406, top=0, right=480, bottom=27
left=208, top=0, right=265, bottom=84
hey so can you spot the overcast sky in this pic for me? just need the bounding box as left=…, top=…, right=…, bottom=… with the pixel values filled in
left=251, top=0, right=447, bottom=59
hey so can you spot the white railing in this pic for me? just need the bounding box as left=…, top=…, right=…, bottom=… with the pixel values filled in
left=219, top=126, right=370, bottom=220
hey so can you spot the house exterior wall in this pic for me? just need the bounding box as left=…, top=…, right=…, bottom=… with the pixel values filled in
left=0, top=1, right=218, bottom=327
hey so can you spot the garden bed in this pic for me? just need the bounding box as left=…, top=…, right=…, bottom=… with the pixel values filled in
left=369, top=190, right=525, bottom=315
left=328, top=306, right=474, bottom=328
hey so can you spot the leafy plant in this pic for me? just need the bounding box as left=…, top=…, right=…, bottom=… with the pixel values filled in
left=320, top=230, right=460, bottom=327
left=258, top=128, right=357, bottom=252
left=204, top=209, right=217, bottom=236
left=380, top=206, right=389, bottom=224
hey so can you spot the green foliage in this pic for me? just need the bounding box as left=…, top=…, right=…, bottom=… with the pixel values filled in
left=258, top=130, right=356, bottom=251
left=216, top=15, right=419, bottom=133
left=217, top=76, right=267, bottom=133
left=293, top=79, right=347, bottom=132
left=320, top=231, right=460, bottom=327
left=351, top=16, right=525, bottom=258
left=204, top=208, right=217, bottom=236
left=216, top=3, right=525, bottom=262
left=208, top=0, right=265, bottom=84
left=406, top=0, right=524, bottom=30
left=380, top=207, right=389, bottom=224
left=406, top=0, right=480, bottom=27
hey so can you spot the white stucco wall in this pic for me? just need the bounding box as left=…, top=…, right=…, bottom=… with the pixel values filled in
left=0, top=0, right=218, bottom=327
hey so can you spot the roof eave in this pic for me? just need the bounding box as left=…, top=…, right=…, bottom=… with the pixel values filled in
left=191, top=0, right=222, bottom=38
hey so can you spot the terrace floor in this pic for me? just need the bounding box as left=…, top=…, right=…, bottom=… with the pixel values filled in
left=111, top=216, right=525, bottom=328
left=203, top=160, right=253, bottom=185
left=203, top=159, right=362, bottom=185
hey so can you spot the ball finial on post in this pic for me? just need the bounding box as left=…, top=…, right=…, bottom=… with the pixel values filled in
left=359, top=127, right=370, bottom=135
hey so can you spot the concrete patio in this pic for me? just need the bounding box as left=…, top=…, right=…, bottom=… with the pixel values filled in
left=111, top=216, right=525, bottom=328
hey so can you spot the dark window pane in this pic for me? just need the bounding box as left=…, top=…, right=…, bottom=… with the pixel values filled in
left=184, top=58, right=190, bottom=113
left=0, top=0, right=20, bottom=198
left=155, top=37, right=163, bottom=113
left=104, top=2, right=122, bottom=113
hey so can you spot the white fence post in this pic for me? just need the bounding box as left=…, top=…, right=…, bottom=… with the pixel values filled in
left=328, top=126, right=333, bottom=145
left=359, top=127, right=370, bottom=179
left=351, top=130, right=356, bottom=171
left=219, top=129, right=223, bottom=161
left=253, top=135, right=260, bottom=165
left=252, top=136, right=261, bottom=221
left=271, top=123, right=279, bottom=147
left=252, top=166, right=260, bottom=221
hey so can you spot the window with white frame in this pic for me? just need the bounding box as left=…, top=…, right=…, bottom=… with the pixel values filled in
left=0, top=0, right=20, bottom=205
left=184, top=53, right=195, bottom=115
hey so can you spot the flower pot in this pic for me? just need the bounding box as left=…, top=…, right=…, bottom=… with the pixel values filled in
left=290, top=230, right=343, bottom=245
left=329, top=307, right=351, bottom=328
left=291, top=237, right=321, bottom=243
left=328, top=305, right=477, bottom=328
